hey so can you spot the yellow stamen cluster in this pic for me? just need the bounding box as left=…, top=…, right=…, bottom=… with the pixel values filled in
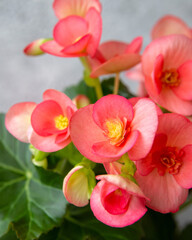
left=161, top=69, right=180, bottom=87
left=55, top=115, right=69, bottom=130
left=105, top=119, right=124, bottom=146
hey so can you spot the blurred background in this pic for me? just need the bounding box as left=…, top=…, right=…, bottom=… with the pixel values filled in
left=1, top=0, right=192, bottom=228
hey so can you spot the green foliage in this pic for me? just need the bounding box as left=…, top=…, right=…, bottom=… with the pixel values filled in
left=64, top=80, right=97, bottom=103
left=0, top=114, right=67, bottom=240
left=101, top=77, right=135, bottom=98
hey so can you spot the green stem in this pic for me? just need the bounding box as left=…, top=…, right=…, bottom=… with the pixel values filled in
left=79, top=57, right=103, bottom=100
left=114, top=72, right=120, bottom=95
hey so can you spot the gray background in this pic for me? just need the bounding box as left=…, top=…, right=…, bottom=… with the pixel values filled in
left=1, top=0, right=192, bottom=228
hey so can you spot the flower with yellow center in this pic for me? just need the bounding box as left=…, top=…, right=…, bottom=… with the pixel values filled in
left=55, top=115, right=69, bottom=130
left=104, top=119, right=126, bottom=146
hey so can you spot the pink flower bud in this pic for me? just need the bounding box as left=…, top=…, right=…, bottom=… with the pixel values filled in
left=72, top=95, right=90, bottom=109
left=24, top=38, right=52, bottom=56
left=63, top=166, right=96, bottom=207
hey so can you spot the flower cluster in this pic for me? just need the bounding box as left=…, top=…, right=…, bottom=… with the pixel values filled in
left=6, top=0, right=192, bottom=228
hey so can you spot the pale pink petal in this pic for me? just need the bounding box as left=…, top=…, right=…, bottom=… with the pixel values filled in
left=31, top=100, right=64, bottom=137
left=157, top=113, right=192, bottom=148
left=104, top=162, right=122, bottom=175
left=96, top=174, right=147, bottom=199
left=30, top=130, right=71, bottom=152
left=70, top=105, right=112, bottom=163
left=24, top=38, right=51, bottom=56
left=175, top=145, right=192, bottom=189
left=90, top=53, right=140, bottom=77
left=143, top=35, right=192, bottom=77
left=53, top=0, right=101, bottom=19
left=151, top=15, right=192, bottom=40
left=97, top=41, right=128, bottom=60
left=43, top=89, right=77, bottom=116
left=92, top=130, right=139, bottom=158
left=92, top=95, right=134, bottom=129
left=173, top=60, right=192, bottom=100
left=53, top=16, right=88, bottom=47
left=5, top=102, right=36, bottom=143
left=136, top=169, right=188, bottom=213
left=85, top=8, right=102, bottom=56
left=128, top=98, right=158, bottom=160
left=126, top=63, right=145, bottom=82
left=63, top=166, right=89, bottom=207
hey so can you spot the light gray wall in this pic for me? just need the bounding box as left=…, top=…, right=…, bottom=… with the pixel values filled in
left=1, top=0, right=192, bottom=229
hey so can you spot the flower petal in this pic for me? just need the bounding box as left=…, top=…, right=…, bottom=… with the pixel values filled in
left=5, top=102, right=36, bottom=143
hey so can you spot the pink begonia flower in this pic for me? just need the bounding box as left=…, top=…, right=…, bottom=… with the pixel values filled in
left=63, top=165, right=96, bottom=207
left=72, top=94, right=90, bottom=109
left=135, top=113, right=192, bottom=213
left=142, top=35, right=192, bottom=115
left=53, top=0, right=101, bottom=19
left=23, top=38, right=52, bottom=56
left=41, top=8, right=102, bottom=57
left=87, top=37, right=142, bottom=77
left=5, top=89, right=77, bottom=152
left=90, top=174, right=147, bottom=227
left=70, top=95, right=158, bottom=163
left=151, top=15, right=192, bottom=40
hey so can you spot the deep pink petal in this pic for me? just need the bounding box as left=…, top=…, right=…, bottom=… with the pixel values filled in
left=90, top=53, right=141, bottom=77
left=136, top=169, right=188, bottom=213
left=92, top=130, right=139, bottom=158
left=136, top=133, right=167, bottom=176
left=53, top=16, right=88, bottom=47
left=61, top=34, right=91, bottom=55
left=172, top=60, right=192, bottom=100
left=92, top=95, right=134, bottom=129
left=153, top=54, right=164, bottom=93
left=145, top=75, right=192, bottom=115
left=53, top=0, right=101, bottom=19
left=40, top=40, right=67, bottom=57
left=5, top=102, right=36, bottom=143
left=31, top=100, right=64, bottom=137
left=151, top=15, right=192, bottom=40
left=128, top=98, right=158, bottom=160
left=30, top=130, right=71, bottom=152
left=157, top=113, right=192, bottom=148
left=85, top=8, right=102, bottom=56
left=70, top=105, right=112, bottom=163
left=175, top=145, right=192, bottom=189
left=90, top=178, right=147, bottom=227
left=125, top=36, right=143, bottom=53
left=43, top=89, right=77, bottom=116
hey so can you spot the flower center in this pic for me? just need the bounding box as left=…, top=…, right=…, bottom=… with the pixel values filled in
left=55, top=115, right=69, bottom=130
left=154, top=146, right=184, bottom=175
left=160, top=69, right=180, bottom=87
left=104, top=118, right=127, bottom=146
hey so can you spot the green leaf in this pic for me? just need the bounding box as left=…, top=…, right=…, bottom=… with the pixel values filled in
left=0, top=228, right=18, bottom=240
left=64, top=205, right=144, bottom=240
left=101, top=77, right=135, bottom=98
left=141, top=209, right=176, bottom=240
left=64, top=80, right=97, bottom=103
left=0, top=114, right=67, bottom=240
